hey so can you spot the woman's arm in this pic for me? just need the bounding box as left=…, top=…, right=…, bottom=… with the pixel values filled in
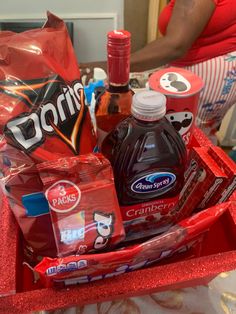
left=130, top=0, right=216, bottom=72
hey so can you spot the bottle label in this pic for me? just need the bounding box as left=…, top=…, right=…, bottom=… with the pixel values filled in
left=120, top=195, right=179, bottom=242
left=121, top=196, right=178, bottom=222
left=131, top=172, right=176, bottom=195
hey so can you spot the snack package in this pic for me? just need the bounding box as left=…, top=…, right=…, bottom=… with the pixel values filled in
left=0, top=12, right=96, bottom=161
left=0, top=141, right=57, bottom=259
left=37, top=153, right=125, bottom=257
left=148, top=67, right=204, bottom=148
left=35, top=202, right=229, bottom=288
left=177, top=147, right=228, bottom=218
left=0, top=12, right=97, bottom=260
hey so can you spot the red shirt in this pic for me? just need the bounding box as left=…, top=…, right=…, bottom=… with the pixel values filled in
left=158, top=0, right=236, bottom=66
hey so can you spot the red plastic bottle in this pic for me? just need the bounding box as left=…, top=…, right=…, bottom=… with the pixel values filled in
left=101, top=90, right=187, bottom=241
left=95, top=30, right=133, bottom=147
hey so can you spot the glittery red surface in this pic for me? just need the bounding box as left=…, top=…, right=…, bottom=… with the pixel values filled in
left=0, top=193, right=18, bottom=297
left=191, top=127, right=214, bottom=147
left=230, top=190, right=236, bottom=202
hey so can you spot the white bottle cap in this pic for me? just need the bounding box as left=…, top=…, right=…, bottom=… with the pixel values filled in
left=93, top=67, right=107, bottom=81
left=131, top=90, right=167, bottom=121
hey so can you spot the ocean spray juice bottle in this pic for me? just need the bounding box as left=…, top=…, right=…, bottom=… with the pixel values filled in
left=101, top=90, right=187, bottom=241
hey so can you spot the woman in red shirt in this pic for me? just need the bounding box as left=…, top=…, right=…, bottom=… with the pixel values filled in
left=81, top=0, right=236, bottom=142
left=131, top=0, right=236, bottom=141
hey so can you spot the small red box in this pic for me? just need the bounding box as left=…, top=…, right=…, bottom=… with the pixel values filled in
left=178, top=147, right=228, bottom=216
left=208, top=146, right=236, bottom=203
left=0, top=132, right=236, bottom=313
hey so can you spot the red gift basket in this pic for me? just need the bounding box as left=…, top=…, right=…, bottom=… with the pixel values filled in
left=0, top=11, right=235, bottom=314
left=0, top=128, right=236, bottom=314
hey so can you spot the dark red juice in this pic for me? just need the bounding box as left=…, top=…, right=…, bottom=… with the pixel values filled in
left=101, top=91, right=187, bottom=240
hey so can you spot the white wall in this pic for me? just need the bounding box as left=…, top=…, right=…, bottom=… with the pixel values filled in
left=0, top=0, right=124, bottom=62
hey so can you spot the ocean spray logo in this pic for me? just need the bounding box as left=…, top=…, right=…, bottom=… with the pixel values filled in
left=131, top=172, right=176, bottom=195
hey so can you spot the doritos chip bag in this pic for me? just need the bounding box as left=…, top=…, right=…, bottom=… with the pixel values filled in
left=0, top=12, right=96, bottom=260
left=0, top=11, right=96, bottom=160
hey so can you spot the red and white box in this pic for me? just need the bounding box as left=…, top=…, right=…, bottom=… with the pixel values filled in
left=207, top=146, right=236, bottom=204
left=177, top=147, right=228, bottom=216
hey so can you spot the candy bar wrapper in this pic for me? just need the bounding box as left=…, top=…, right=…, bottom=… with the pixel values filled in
left=37, top=153, right=125, bottom=257
left=177, top=147, right=228, bottom=218
left=207, top=146, right=236, bottom=203
left=35, top=202, right=228, bottom=288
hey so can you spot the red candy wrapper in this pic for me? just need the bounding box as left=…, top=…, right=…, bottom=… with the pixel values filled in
left=37, top=153, right=125, bottom=257
left=35, top=202, right=228, bottom=288
left=0, top=12, right=96, bottom=161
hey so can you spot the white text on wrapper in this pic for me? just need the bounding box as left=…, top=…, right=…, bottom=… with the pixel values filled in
left=93, top=212, right=114, bottom=250
left=6, top=82, right=84, bottom=151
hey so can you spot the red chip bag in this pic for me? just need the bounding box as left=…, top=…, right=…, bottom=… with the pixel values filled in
left=0, top=11, right=96, bottom=161
left=37, top=153, right=125, bottom=257
left=0, top=12, right=97, bottom=260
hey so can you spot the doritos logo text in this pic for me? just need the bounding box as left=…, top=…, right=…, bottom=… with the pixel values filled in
left=4, top=77, right=85, bottom=154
